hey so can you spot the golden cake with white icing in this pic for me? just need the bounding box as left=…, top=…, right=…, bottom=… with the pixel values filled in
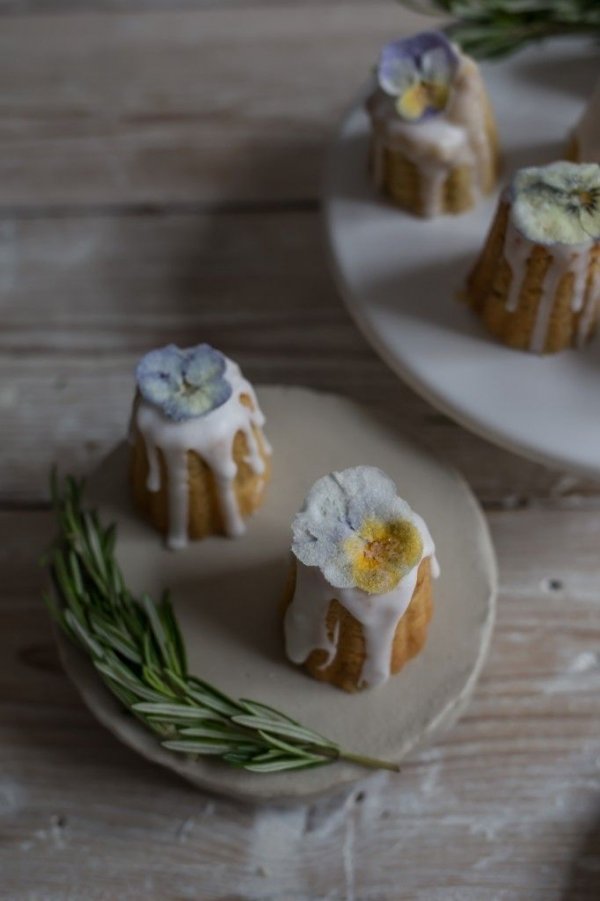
left=366, top=31, right=499, bottom=218
left=283, top=466, right=439, bottom=693
left=466, top=162, right=600, bottom=354
left=129, top=344, right=271, bottom=548
left=567, top=79, right=600, bottom=164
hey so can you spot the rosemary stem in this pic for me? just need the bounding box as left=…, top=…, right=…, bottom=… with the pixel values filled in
left=305, top=741, right=401, bottom=771
left=337, top=750, right=401, bottom=773
left=48, top=475, right=404, bottom=776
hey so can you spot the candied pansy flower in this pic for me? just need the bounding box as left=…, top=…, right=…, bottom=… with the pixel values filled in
left=292, top=466, right=425, bottom=595
left=136, top=343, right=232, bottom=422
left=511, top=162, right=600, bottom=245
left=377, top=31, right=459, bottom=122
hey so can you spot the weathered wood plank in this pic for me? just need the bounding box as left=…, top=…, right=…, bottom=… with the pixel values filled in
left=2, top=508, right=599, bottom=899
left=3, top=354, right=599, bottom=506
left=1, top=1, right=599, bottom=896
left=0, top=5, right=435, bottom=207
left=0, top=210, right=339, bottom=352
left=1, top=210, right=599, bottom=504
left=0, top=0, right=399, bottom=12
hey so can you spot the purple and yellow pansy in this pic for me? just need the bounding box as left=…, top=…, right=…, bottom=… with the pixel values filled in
left=377, top=31, right=459, bottom=122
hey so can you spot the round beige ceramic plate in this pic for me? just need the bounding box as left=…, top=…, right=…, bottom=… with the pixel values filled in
left=56, top=386, right=497, bottom=803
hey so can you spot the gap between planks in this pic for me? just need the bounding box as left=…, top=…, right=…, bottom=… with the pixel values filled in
left=0, top=4, right=437, bottom=207
left=0, top=0, right=416, bottom=15
left=2, top=505, right=600, bottom=899
left=0, top=198, right=320, bottom=220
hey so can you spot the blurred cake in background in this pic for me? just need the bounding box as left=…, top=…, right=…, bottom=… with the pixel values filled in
left=466, top=161, right=600, bottom=354
left=283, top=466, right=439, bottom=693
left=366, top=31, right=499, bottom=217
left=129, top=344, right=271, bottom=548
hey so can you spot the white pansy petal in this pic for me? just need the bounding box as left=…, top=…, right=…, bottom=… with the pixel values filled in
left=342, top=467, right=397, bottom=528
left=302, top=470, right=347, bottom=519
left=420, top=46, right=453, bottom=81
left=292, top=465, right=438, bottom=596
left=291, top=466, right=429, bottom=590
left=411, top=511, right=436, bottom=560
left=291, top=473, right=353, bottom=569
left=361, top=493, right=414, bottom=532
left=379, top=56, right=417, bottom=96
left=322, top=554, right=355, bottom=590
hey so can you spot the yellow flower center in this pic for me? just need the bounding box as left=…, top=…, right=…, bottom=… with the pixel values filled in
left=343, top=517, right=423, bottom=595
left=396, top=79, right=449, bottom=121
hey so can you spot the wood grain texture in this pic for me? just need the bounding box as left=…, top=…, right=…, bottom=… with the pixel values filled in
left=1, top=209, right=598, bottom=505
left=0, top=0, right=405, bottom=11
left=4, top=355, right=599, bottom=507
left=0, top=4, right=435, bottom=207
left=1, top=509, right=599, bottom=900
left=1, top=0, right=600, bottom=897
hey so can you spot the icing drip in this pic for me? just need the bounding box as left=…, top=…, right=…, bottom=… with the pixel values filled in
left=530, top=244, right=594, bottom=352
left=285, top=564, right=339, bottom=671
left=367, top=53, right=494, bottom=216
left=573, top=78, right=600, bottom=164
left=448, top=56, right=495, bottom=192
left=133, top=357, right=271, bottom=548
left=284, top=513, right=438, bottom=689
left=502, top=220, right=597, bottom=352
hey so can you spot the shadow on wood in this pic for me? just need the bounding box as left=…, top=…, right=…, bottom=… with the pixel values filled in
left=562, top=809, right=600, bottom=901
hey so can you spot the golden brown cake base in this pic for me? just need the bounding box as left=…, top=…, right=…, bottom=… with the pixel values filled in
left=130, top=425, right=270, bottom=541
left=369, top=87, right=500, bottom=217
left=284, top=558, right=433, bottom=693
left=370, top=142, right=476, bottom=216
left=466, top=201, right=600, bottom=353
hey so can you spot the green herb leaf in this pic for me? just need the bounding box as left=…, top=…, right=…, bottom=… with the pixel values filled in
left=44, top=474, right=399, bottom=776
left=397, top=0, right=600, bottom=59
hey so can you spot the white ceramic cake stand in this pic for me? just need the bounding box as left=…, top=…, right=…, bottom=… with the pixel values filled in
left=323, top=38, right=600, bottom=478
left=55, top=387, right=497, bottom=803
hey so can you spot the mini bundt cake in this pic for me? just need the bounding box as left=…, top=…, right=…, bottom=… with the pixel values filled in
left=283, top=466, right=439, bottom=693
left=366, top=31, right=500, bottom=217
left=129, top=343, right=271, bottom=548
left=466, top=161, right=600, bottom=353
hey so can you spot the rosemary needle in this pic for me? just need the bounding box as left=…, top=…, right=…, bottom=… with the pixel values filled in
left=45, top=475, right=400, bottom=776
left=399, top=1, right=600, bottom=59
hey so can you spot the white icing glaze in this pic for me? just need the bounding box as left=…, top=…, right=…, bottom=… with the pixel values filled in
left=132, top=357, right=271, bottom=549
left=284, top=512, right=439, bottom=689
left=502, top=214, right=598, bottom=352
left=573, top=78, right=600, bottom=163
left=367, top=53, right=494, bottom=216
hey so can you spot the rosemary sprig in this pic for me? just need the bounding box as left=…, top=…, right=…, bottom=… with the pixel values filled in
left=399, top=1, right=600, bottom=58
left=44, top=474, right=399, bottom=775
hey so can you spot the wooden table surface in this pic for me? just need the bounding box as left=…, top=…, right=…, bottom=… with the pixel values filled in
left=1, top=2, right=599, bottom=898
